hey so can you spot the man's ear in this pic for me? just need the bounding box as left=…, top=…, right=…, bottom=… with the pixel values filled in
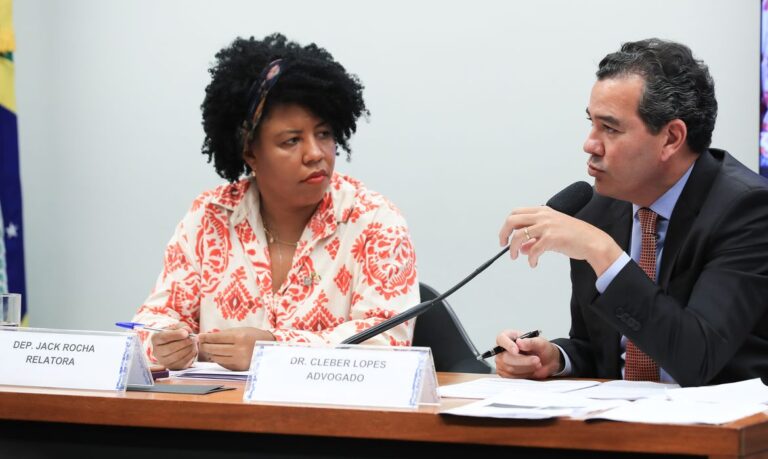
left=660, top=119, right=687, bottom=162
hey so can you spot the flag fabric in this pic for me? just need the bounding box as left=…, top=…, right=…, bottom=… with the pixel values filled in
left=0, top=0, right=26, bottom=320
left=0, top=201, right=6, bottom=292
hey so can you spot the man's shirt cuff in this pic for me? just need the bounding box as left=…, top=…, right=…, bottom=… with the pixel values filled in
left=552, top=343, right=572, bottom=377
left=595, top=252, right=631, bottom=293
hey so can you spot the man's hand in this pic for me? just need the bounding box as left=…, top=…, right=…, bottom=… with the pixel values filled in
left=494, top=329, right=563, bottom=379
left=499, top=205, right=622, bottom=276
left=198, top=327, right=276, bottom=371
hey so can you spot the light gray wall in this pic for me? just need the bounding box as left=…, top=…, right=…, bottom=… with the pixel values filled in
left=13, top=0, right=759, bottom=354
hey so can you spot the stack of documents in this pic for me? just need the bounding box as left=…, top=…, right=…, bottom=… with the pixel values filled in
left=588, top=378, right=768, bottom=424
left=440, top=377, right=768, bottom=425
left=172, top=362, right=249, bottom=381
left=444, top=389, right=627, bottom=420
left=584, top=398, right=766, bottom=425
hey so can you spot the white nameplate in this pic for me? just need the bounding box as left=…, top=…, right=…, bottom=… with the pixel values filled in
left=244, top=342, right=439, bottom=409
left=0, top=327, right=153, bottom=391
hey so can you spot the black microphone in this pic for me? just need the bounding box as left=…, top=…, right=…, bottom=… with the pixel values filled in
left=545, top=180, right=594, bottom=217
left=341, top=181, right=594, bottom=345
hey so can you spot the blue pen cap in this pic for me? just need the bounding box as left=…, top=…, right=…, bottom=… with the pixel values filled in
left=115, top=322, right=144, bottom=330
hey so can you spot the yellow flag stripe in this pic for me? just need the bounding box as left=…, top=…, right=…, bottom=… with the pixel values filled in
left=0, top=0, right=13, bottom=54
left=0, top=57, right=15, bottom=113
left=0, top=0, right=14, bottom=113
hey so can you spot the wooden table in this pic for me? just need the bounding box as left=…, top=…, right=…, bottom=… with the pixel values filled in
left=0, top=373, right=766, bottom=458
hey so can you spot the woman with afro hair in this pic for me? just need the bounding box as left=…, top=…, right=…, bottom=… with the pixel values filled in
left=132, top=34, right=419, bottom=371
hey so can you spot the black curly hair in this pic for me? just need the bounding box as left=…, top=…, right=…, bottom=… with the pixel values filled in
left=201, top=33, right=369, bottom=182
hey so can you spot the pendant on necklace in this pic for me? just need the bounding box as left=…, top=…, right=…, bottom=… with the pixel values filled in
left=302, top=272, right=321, bottom=286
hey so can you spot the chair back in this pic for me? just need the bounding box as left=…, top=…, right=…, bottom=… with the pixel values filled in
left=412, top=283, right=493, bottom=373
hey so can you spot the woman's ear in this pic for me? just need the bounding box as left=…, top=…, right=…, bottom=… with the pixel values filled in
left=242, top=142, right=258, bottom=171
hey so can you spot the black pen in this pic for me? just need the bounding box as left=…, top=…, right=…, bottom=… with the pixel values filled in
left=476, top=329, right=541, bottom=360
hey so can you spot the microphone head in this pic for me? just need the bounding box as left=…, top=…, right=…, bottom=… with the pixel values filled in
left=545, top=181, right=594, bottom=216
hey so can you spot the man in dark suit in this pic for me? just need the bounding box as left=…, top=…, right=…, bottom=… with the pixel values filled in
left=494, top=38, right=768, bottom=387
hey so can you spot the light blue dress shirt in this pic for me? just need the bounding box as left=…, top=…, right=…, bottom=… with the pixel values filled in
left=556, top=165, right=694, bottom=383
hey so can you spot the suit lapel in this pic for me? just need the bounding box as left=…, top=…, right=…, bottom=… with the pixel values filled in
left=658, top=150, right=721, bottom=286
left=595, top=198, right=632, bottom=376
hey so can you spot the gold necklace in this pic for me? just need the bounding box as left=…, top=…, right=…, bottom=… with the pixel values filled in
left=263, top=226, right=298, bottom=247
left=263, top=225, right=298, bottom=272
left=262, top=221, right=321, bottom=288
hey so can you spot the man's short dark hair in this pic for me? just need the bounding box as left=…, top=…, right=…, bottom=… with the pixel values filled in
left=596, top=38, right=717, bottom=154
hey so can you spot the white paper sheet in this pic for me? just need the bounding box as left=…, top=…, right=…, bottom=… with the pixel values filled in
left=569, top=379, right=678, bottom=400
left=438, top=377, right=601, bottom=399
left=586, top=398, right=768, bottom=425
left=666, top=378, right=768, bottom=404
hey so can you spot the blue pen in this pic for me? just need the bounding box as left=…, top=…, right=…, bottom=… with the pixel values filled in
left=115, top=321, right=197, bottom=337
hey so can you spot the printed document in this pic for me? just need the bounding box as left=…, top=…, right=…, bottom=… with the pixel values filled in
left=443, top=389, right=627, bottom=420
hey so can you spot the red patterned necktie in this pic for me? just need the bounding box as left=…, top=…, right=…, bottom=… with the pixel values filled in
left=624, top=207, right=660, bottom=382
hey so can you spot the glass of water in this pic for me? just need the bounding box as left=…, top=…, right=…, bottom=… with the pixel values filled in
left=0, top=293, right=21, bottom=326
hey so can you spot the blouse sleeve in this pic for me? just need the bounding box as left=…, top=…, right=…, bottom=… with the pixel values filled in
left=132, top=212, right=202, bottom=362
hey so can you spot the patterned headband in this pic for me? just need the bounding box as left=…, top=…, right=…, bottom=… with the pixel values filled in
left=240, top=58, right=287, bottom=152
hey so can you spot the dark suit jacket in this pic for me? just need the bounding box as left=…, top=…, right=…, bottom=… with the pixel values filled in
left=552, top=149, right=768, bottom=387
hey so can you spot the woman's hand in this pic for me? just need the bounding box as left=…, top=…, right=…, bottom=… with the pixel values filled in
left=198, top=327, right=276, bottom=371
left=150, top=323, right=198, bottom=370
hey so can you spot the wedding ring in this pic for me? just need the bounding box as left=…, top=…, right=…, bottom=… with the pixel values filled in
left=524, top=227, right=532, bottom=241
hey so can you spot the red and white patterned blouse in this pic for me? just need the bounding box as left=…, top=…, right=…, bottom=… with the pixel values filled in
left=133, top=173, right=419, bottom=362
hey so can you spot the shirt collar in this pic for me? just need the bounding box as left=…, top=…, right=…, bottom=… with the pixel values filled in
left=632, top=163, right=694, bottom=221
left=209, top=174, right=350, bottom=238
left=209, top=180, right=250, bottom=213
